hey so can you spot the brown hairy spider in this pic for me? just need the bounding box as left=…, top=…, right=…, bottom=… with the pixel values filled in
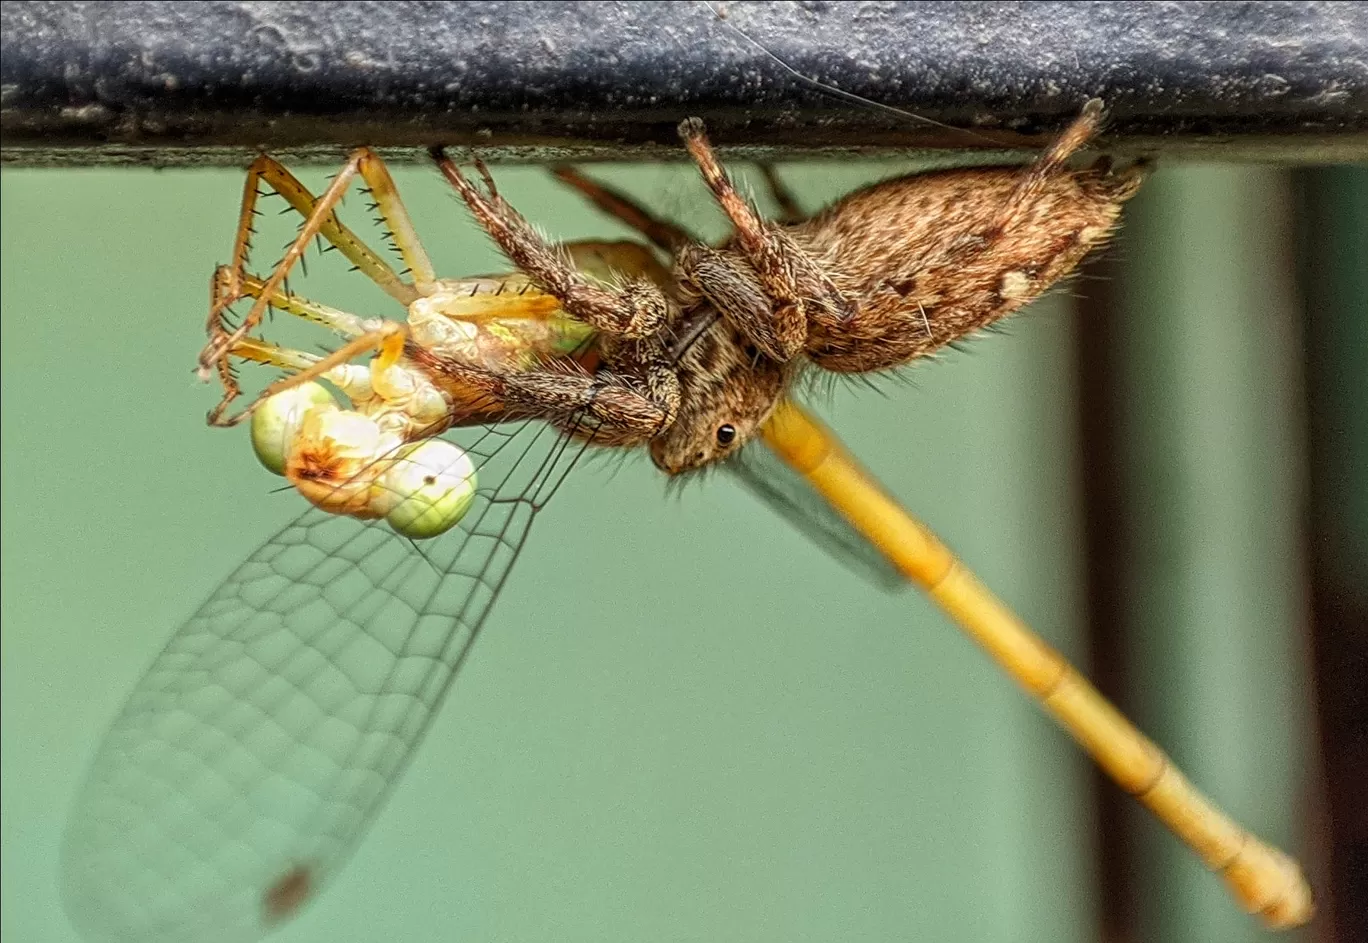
left=433, top=98, right=1145, bottom=473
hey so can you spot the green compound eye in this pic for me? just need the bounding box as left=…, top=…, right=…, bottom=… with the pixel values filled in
left=382, top=438, right=479, bottom=539
left=249, top=382, right=338, bottom=475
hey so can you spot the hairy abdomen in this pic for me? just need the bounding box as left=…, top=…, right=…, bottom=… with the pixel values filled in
left=792, top=163, right=1144, bottom=373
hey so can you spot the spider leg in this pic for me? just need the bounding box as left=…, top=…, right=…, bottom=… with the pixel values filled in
left=432, top=149, right=676, bottom=340
left=987, top=99, right=1105, bottom=237
left=549, top=165, right=699, bottom=254
left=676, top=118, right=853, bottom=361
left=755, top=163, right=805, bottom=224
left=426, top=338, right=679, bottom=445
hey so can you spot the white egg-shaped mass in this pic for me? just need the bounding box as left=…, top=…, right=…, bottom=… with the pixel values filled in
left=250, top=382, right=337, bottom=475
left=381, top=438, right=479, bottom=539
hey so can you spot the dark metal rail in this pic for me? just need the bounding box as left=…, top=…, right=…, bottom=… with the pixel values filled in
left=3, top=0, right=1367, bottom=166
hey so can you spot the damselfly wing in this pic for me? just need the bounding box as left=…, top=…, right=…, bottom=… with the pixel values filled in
left=60, top=417, right=591, bottom=943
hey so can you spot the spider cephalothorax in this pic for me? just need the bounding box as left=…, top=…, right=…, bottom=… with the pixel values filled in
left=648, top=313, right=793, bottom=475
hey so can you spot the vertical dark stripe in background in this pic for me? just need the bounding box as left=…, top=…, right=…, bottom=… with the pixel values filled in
left=1293, top=165, right=1368, bottom=943
left=1072, top=164, right=1328, bottom=943
left=1072, top=208, right=1136, bottom=943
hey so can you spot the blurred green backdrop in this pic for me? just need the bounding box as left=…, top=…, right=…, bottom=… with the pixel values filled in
left=1, top=156, right=1317, bottom=943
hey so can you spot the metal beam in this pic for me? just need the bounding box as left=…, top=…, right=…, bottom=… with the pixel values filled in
left=3, top=1, right=1367, bottom=166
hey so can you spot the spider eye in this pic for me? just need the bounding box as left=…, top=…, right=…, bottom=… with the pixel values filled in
left=716, top=424, right=737, bottom=446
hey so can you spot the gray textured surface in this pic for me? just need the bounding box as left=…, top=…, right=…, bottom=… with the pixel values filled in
left=3, top=0, right=1368, bottom=165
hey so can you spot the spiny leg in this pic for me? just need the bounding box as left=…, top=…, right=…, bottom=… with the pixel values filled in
left=204, top=149, right=443, bottom=420
left=207, top=267, right=247, bottom=412
left=204, top=266, right=386, bottom=424
left=676, top=118, right=852, bottom=361
left=203, top=150, right=442, bottom=403
left=208, top=261, right=419, bottom=427
left=432, top=148, right=675, bottom=339
left=228, top=152, right=419, bottom=307
left=206, top=270, right=330, bottom=381
left=356, top=151, right=438, bottom=292
left=550, top=166, right=699, bottom=254
left=227, top=335, right=324, bottom=374
left=221, top=267, right=373, bottom=338
left=202, top=150, right=372, bottom=391
left=208, top=322, right=408, bottom=427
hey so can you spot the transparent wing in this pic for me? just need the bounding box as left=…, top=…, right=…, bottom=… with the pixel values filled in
left=728, top=436, right=908, bottom=592
left=61, top=418, right=587, bottom=943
